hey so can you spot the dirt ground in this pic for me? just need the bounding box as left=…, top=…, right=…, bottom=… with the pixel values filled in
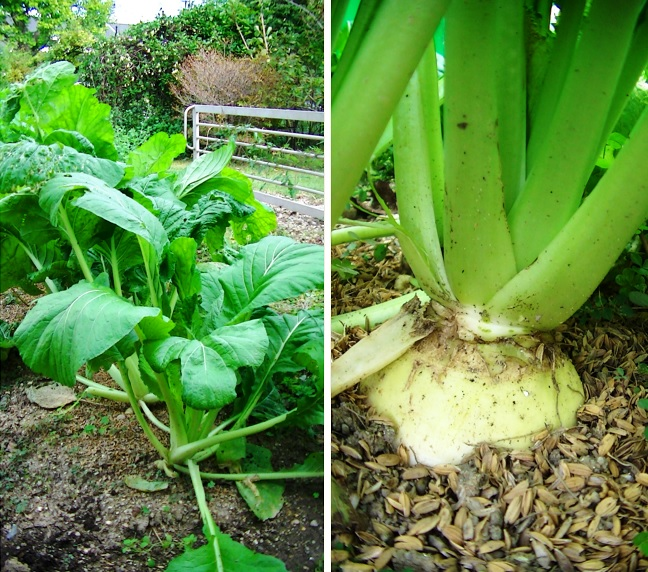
left=0, top=206, right=324, bottom=572
left=331, top=238, right=648, bottom=572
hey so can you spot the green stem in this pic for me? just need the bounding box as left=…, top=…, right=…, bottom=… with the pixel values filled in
left=137, top=236, right=160, bottom=308
left=599, top=10, right=648, bottom=150
left=487, top=107, right=648, bottom=331
left=57, top=205, right=94, bottom=283
left=174, top=464, right=324, bottom=481
left=443, top=0, right=517, bottom=304
left=494, top=0, right=526, bottom=210
left=187, top=460, right=223, bottom=572
left=191, top=415, right=240, bottom=464
left=509, top=0, right=645, bottom=269
left=332, top=0, right=352, bottom=53
left=393, top=40, right=450, bottom=301
left=526, top=0, right=586, bottom=168
left=75, top=374, right=159, bottom=403
left=119, top=362, right=170, bottom=462
left=184, top=406, right=204, bottom=442
left=18, top=242, right=58, bottom=293
left=331, top=222, right=395, bottom=245
left=154, top=371, right=188, bottom=452
left=140, top=400, right=170, bottom=434
left=110, top=235, right=122, bottom=297
left=170, top=413, right=289, bottom=465
left=332, top=0, right=449, bottom=226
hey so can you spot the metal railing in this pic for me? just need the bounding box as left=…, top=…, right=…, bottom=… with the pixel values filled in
left=184, top=104, right=324, bottom=219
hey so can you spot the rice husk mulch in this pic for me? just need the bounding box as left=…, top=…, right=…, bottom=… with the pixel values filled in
left=332, top=241, right=648, bottom=572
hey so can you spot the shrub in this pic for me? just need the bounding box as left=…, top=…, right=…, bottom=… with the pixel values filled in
left=170, top=48, right=278, bottom=108
left=76, top=1, right=323, bottom=142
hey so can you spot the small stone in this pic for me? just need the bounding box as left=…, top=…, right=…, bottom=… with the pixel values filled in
left=2, top=557, right=31, bottom=572
left=309, top=520, right=319, bottom=527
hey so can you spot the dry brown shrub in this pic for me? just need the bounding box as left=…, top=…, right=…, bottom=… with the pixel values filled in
left=170, top=49, right=278, bottom=108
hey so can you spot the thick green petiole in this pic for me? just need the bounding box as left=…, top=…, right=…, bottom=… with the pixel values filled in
left=393, top=40, right=450, bottom=301
left=443, top=0, right=517, bottom=304
left=509, top=0, right=646, bottom=269
left=170, top=413, right=289, bottom=465
left=487, top=108, right=648, bottom=331
left=332, top=0, right=448, bottom=225
left=187, top=460, right=223, bottom=572
left=57, top=204, right=94, bottom=284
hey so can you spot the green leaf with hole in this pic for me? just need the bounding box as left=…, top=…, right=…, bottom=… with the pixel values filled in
left=236, top=444, right=284, bottom=521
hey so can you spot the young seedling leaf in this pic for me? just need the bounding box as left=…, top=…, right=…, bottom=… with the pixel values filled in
left=13, top=279, right=159, bottom=386
left=128, top=132, right=187, bottom=178
left=236, top=443, right=285, bottom=521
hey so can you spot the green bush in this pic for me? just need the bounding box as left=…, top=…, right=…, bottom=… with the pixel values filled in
left=77, top=1, right=323, bottom=146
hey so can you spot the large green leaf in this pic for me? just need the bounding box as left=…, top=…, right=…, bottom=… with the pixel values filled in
left=250, top=311, right=324, bottom=426
left=39, top=172, right=168, bottom=257
left=43, top=129, right=95, bottom=155
left=144, top=337, right=237, bottom=411
left=10, top=61, right=77, bottom=140
left=39, top=84, right=117, bottom=160
left=0, top=141, right=124, bottom=194
left=166, top=533, right=287, bottom=572
left=194, top=167, right=277, bottom=244
left=144, top=320, right=267, bottom=410
left=13, top=280, right=159, bottom=386
left=174, top=141, right=236, bottom=198
left=127, top=132, right=187, bottom=177
left=203, top=320, right=269, bottom=369
left=200, top=236, right=324, bottom=326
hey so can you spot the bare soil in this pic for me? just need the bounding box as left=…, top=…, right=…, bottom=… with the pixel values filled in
left=0, top=208, right=324, bottom=572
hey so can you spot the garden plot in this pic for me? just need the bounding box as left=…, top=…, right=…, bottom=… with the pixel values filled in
left=0, top=209, right=324, bottom=572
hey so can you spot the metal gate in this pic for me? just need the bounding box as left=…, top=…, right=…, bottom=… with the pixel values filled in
left=184, top=104, right=324, bottom=219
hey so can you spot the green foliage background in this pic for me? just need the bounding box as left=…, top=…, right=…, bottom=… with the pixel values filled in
left=77, top=0, right=324, bottom=157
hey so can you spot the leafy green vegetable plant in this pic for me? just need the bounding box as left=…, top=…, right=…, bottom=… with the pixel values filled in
left=331, top=0, right=648, bottom=466
left=0, top=62, right=324, bottom=571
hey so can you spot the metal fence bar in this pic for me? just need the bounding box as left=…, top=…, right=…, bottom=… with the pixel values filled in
left=208, top=123, right=325, bottom=141
left=197, top=136, right=324, bottom=159
left=185, top=104, right=324, bottom=219
left=231, top=155, right=323, bottom=178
